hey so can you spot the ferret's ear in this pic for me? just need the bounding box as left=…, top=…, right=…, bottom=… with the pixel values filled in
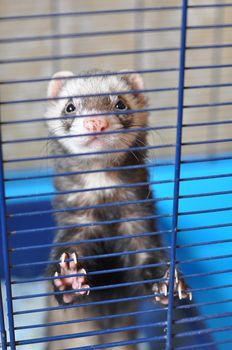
left=47, top=71, right=74, bottom=99
left=121, top=71, right=147, bottom=106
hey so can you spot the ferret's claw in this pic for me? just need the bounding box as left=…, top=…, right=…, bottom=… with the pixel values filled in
left=178, top=283, right=182, bottom=300
left=163, top=283, right=168, bottom=297
left=175, top=268, right=179, bottom=284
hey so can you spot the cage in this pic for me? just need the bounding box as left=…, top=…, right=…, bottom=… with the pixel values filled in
left=0, top=0, right=232, bottom=349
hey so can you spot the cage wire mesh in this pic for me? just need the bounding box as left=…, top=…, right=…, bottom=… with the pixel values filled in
left=0, top=0, right=232, bottom=349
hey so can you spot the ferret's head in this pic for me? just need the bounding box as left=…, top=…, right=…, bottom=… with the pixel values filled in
left=45, top=70, right=148, bottom=162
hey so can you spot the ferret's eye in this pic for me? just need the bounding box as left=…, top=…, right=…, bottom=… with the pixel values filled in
left=65, top=101, right=76, bottom=114
left=115, top=100, right=128, bottom=111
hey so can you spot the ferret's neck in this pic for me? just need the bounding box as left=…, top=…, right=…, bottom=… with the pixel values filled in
left=51, top=132, right=147, bottom=173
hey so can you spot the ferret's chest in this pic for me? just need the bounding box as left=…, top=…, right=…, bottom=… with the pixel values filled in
left=66, top=172, right=131, bottom=206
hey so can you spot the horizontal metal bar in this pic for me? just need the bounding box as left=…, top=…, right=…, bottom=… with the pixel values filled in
left=176, top=310, right=232, bottom=326
left=15, top=291, right=232, bottom=317
left=5, top=155, right=231, bottom=184
left=1, top=23, right=231, bottom=45
left=11, top=238, right=232, bottom=272
left=4, top=143, right=174, bottom=164
left=6, top=172, right=231, bottom=208
left=182, top=137, right=232, bottom=146
left=8, top=196, right=231, bottom=222
left=0, top=86, right=177, bottom=106
left=14, top=307, right=165, bottom=331
left=183, top=119, right=232, bottom=128
left=3, top=134, right=231, bottom=165
left=13, top=293, right=165, bottom=315
left=15, top=321, right=165, bottom=346
left=12, top=263, right=232, bottom=288
left=188, top=3, right=232, bottom=9
left=3, top=62, right=229, bottom=88
left=1, top=116, right=231, bottom=133
left=184, top=100, right=232, bottom=109
left=10, top=230, right=171, bottom=256
left=182, top=155, right=232, bottom=164
left=176, top=339, right=232, bottom=350
left=13, top=314, right=232, bottom=347
left=178, top=222, right=232, bottom=233
left=0, top=6, right=181, bottom=22
left=1, top=105, right=176, bottom=126
left=187, top=43, right=232, bottom=50
left=0, top=26, right=181, bottom=44
left=0, top=67, right=179, bottom=86
left=179, top=268, right=232, bottom=281
left=2, top=124, right=175, bottom=146
left=1, top=42, right=230, bottom=66
left=5, top=178, right=172, bottom=201
left=61, top=335, right=165, bottom=350
left=178, top=252, right=232, bottom=266
left=181, top=173, right=232, bottom=182
left=12, top=274, right=171, bottom=301
left=6, top=170, right=231, bottom=202
left=11, top=246, right=168, bottom=269
left=179, top=206, right=232, bottom=217
left=10, top=213, right=169, bottom=235
left=185, top=82, right=232, bottom=90
left=6, top=187, right=231, bottom=210
left=178, top=237, right=232, bottom=250
left=11, top=204, right=232, bottom=235
left=188, top=23, right=232, bottom=30
left=11, top=261, right=169, bottom=286
left=186, top=63, right=232, bottom=70
left=176, top=324, right=232, bottom=339
left=4, top=160, right=172, bottom=183
left=7, top=197, right=160, bottom=219
left=0, top=46, right=179, bottom=65
left=177, top=297, right=232, bottom=313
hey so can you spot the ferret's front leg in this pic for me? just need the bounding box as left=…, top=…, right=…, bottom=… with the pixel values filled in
left=122, top=233, right=192, bottom=305
left=51, top=250, right=90, bottom=305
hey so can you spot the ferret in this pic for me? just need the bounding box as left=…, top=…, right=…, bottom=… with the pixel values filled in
left=45, top=70, right=191, bottom=350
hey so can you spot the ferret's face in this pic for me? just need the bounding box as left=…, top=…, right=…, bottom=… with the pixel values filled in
left=45, top=70, right=148, bottom=161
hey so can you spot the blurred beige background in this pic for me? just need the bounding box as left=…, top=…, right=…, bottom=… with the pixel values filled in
left=0, top=0, right=231, bottom=171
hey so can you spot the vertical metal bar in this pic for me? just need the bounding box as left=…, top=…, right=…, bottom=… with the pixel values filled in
left=51, top=0, right=61, bottom=72
left=134, top=0, right=145, bottom=69
left=165, top=1, right=188, bottom=349
left=0, top=283, right=7, bottom=349
left=207, top=1, right=225, bottom=156
left=0, top=103, right=16, bottom=348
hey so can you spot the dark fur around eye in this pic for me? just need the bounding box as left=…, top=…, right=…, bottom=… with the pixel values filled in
left=115, top=100, right=128, bottom=111
left=65, top=101, right=76, bottom=114
left=114, top=99, right=132, bottom=128
left=62, top=100, right=76, bottom=130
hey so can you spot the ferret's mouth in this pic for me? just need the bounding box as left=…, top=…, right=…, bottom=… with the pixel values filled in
left=84, top=135, right=108, bottom=148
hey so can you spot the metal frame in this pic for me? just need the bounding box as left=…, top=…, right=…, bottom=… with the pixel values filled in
left=0, top=1, right=232, bottom=349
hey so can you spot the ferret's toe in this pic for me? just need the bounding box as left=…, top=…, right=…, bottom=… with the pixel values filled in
left=70, top=252, right=78, bottom=270
left=60, top=252, right=68, bottom=270
left=175, top=278, right=192, bottom=301
left=152, top=281, right=169, bottom=305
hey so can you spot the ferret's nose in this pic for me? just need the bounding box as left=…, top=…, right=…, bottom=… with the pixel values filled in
left=83, top=117, right=109, bottom=133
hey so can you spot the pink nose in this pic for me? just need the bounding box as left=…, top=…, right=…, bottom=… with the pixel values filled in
left=83, top=117, right=109, bottom=133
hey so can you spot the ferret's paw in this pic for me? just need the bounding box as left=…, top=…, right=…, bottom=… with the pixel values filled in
left=152, top=268, right=192, bottom=305
left=54, top=252, right=90, bottom=304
